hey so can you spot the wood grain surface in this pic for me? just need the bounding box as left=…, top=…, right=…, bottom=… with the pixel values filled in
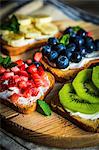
left=0, top=20, right=99, bottom=148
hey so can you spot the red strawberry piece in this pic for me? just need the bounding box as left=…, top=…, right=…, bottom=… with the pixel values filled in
left=27, top=80, right=35, bottom=88
left=15, top=59, right=23, bottom=66
left=13, top=75, right=20, bottom=83
left=20, top=76, right=28, bottom=82
left=19, top=70, right=28, bottom=77
left=19, top=64, right=25, bottom=71
left=0, top=66, right=6, bottom=74
left=26, top=59, right=32, bottom=65
left=2, top=72, right=14, bottom=80
left=27, top=64, right=37, bottom=74
left=10, top=93, right=20, bottom=103
left=34, top=52, right=42, bottom=62
left=23, top=88, right=32, bottom=98
left=8, top=77, right=16, bottom=87
left=37, top=66, right=45, bottom=76
left=32, top=73, right=43, bottom=87
left=11, top=66, right=20, bottom=72
left=31, top=87, right=39, bottom=96
left=18, top=80, right=27, bottom=89
left=87, top=32, right=92, bottom=37
left=1, top=84, right=8, bottom=91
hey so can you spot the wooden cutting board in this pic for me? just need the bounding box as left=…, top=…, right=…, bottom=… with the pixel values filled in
left=0, top=20, right=99, bottom=148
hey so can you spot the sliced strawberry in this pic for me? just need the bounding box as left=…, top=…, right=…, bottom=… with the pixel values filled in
left=34, top=52, right=42, bottom=62
left=0, top=66, right=6, bottom=74
left=13, top=75, right=20, bottom=83
left=2, top=72, right=14, bottom=80
left=8, top=77, right=16, bottom=87
left=19, top=64, right=25, bottom=71
left=23, top=88, right=32, bottom=98
left=16, top=70, right=29, bottom=78
left=27, top=80, right=35, bottom=88
left=26, top=59, right=32, bottom=65
left=15, top=59, right=23, bottom=66
left=18, top=80, right=27, bottom=89
left=38, top=66, right=45, bottom=76
left=27, top=64, right=37, bottom=74
left=32, top=73, right=43, bottom=87
left=32, top=87, right=39, bottom=96
left=87, top=32, right=92, bottom=37
left=20, top=76, right=28, bottom=82
left=10, top=93, right=20, bottom=103
left=11, top=66, right=20, bottom=72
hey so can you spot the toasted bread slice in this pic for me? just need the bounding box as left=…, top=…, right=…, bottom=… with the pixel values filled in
left=48, top=91, right=99, bottom=133
left=0, top=32, right=61, bottom=56
left=0, top=72, right=55, bottom=114
left=41, top=58, right=99, bottom=82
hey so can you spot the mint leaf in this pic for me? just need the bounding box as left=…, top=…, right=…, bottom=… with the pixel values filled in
left=37, top=99, right=51, bottom=116
left=3, top=56, right=11, bottom=67
left=0, top=55, right=3, bottom=63
left=0, top=15, right=20, bottom=33
left=59, top=34, right=70, bottom=46
left=72, top=26, right=81, bottom=32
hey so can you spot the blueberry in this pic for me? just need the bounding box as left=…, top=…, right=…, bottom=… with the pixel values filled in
left=48, top=37, right=59, bottom=45
left=66, top=51, right=73, bottom=60
left=70, top=52, right=82, bottom=63
left=77, top=29, right=87, bottom=37
left=86, top=42, right=96, bottom=53
left=79, top=46, right=87, bottom=56
left=85, top=36, right=93, bottom=44
left=42, top=45, right=51, bottom=55
left=33, top=61, right=41, bottom=67
left=94, top=39, right=99, bottom=51
left=49, top=51, right=58, bottom=61
left=56, top=55, right=69, bottom=69
left=64, top=27, right=73, bottom=34
left=67, top=43, right=76, bottom=52
left=74, top=36, right=84, bottom=46
left=53, top=44, right=66, bottom=55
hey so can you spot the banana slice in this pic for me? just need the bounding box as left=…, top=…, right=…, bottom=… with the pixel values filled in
left=16, top=15, right=32, bottom=26
left=35, top=22, right=58, bottom=35
left=2, top=32, right=26, bottom=47
left=32, top=15, right=52, bottom=24
left=0, top=30, right=11, bottom=36
left=20, top=24, right=41, bottom=38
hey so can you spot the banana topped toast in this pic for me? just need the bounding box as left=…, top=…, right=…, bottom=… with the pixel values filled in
left=50, top=64, right=99, bottom=132
left=0, top=55, right=55, bottom=114
left=0, top=15, right=60, bottom=55
left=40, top=26, right=99, bottom=82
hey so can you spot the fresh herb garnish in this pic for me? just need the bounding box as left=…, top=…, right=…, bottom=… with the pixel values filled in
left=72, top=26, right=81, bottom=32
left=59, top=34, right=70, bottom=46
left=0, top=55, right=16, bottom=68
left=0, top=15, right=20, bottom=33
left=37, top=99, right=51, bottom=116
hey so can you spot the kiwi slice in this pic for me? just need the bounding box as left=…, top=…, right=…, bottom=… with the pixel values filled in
left=59, top=83, right=99, bottom=114
left=73, top=69, right=99, bottom=103
left=92, top=66, right=99, bottom=89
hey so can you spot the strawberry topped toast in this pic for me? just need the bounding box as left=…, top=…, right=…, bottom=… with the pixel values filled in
left=0, top=55, right=55, bottom=114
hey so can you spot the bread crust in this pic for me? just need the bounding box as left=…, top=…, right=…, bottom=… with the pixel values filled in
left=0, top=32, right=62, bottom=56
left=0, top=72, right=55, bottom=114
left=41, top=58, right=99, bottom=82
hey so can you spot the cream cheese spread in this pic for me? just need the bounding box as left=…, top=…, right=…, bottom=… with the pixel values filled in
left=66, top=109, right=99, bottom=120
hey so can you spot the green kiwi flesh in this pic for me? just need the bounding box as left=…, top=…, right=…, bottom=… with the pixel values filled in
left=73, top=69, right=99, bottom=103
left=92, top=66, right=99, bottom=89
left=59, top=83, right=99, bottom=114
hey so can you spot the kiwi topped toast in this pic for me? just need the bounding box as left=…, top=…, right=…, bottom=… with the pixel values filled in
left=50, top=64, right=99, bottom=132
left=40, top=26, right=99, bottom=82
